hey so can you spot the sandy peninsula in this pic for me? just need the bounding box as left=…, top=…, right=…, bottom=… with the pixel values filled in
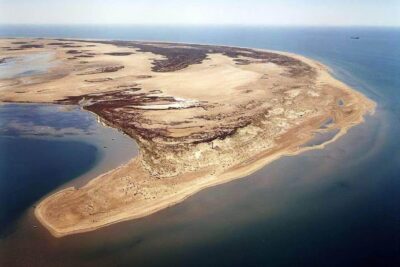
left=0, top=38, right=375, bottom=237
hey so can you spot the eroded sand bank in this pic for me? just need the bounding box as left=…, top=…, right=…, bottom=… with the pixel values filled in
left=0, top=38, right=375, bottom=237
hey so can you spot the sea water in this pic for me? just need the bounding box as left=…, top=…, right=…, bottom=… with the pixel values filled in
left=0, top=104, right=138, bottom=237
left=0, top=26, right=399, bottom=267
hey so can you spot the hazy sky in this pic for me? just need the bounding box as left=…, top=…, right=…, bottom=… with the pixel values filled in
left=0, top=0, right=399, bottom=26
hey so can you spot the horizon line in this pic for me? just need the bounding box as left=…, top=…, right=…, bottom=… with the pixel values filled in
left=0, top=23, right=399, bottom=28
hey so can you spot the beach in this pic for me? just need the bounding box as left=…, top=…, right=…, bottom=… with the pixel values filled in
left=0, top=38, right=375, bottom=237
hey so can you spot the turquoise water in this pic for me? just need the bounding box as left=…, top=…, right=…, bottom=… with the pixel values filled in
left=0, top=26, right=399, bottom=266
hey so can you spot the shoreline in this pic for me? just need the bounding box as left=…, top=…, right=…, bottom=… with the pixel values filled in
left=35, top=103, right=374, bottom=238
left=35, top=70, right=375, bottom=237
left=35, top=112, right=373, bottom=237
left=0, top=38, right=375, bottom=237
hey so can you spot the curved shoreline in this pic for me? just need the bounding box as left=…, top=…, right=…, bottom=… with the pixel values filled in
left=35, top=55, right=374, bottom=237
left=35, top=115, right=372, bottom=238
left=0, top=38, right=375, bottom=237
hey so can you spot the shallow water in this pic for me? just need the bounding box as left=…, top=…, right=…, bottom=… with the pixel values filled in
left=0, top=26, right=399, bottom=266
left=0, top=52, right=56, bottom=79
left=301, top=129, right=340, bottom=147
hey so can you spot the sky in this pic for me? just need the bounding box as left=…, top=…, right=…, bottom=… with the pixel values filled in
left=0, top=0, right=399, bottom=26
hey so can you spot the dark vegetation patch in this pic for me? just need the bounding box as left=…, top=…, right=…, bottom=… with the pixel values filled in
left=104, top=52, right=134, bottom=56
left=61, top=45, right=82, bottom=48
left=136, top=75, right=152, bottom=79
left=78, top=65, right=124, bottom=75
left=66, top=50, right=81, bottom=54
left=56, top=87, right=248, bottom=144
left=18, top=44, right=44, bottom=49
left=11, top=41, right=28, bottom=44
left=75, top=52, right=96, bottom=58
left=85, top=78, right=113, bottom=83
left=63, top=39, right=314, bottom=77
left=52, top=39, right=316, bottom=144
left=56, top=88, right=201, bottom=141
left=48, top=42, right=73, bottom=46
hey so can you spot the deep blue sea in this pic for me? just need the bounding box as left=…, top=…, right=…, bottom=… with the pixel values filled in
left=0, top=25, right=399, bottom=267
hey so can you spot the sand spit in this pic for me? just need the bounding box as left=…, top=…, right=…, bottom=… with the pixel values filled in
left=0, top=38, right=375, bottom=237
